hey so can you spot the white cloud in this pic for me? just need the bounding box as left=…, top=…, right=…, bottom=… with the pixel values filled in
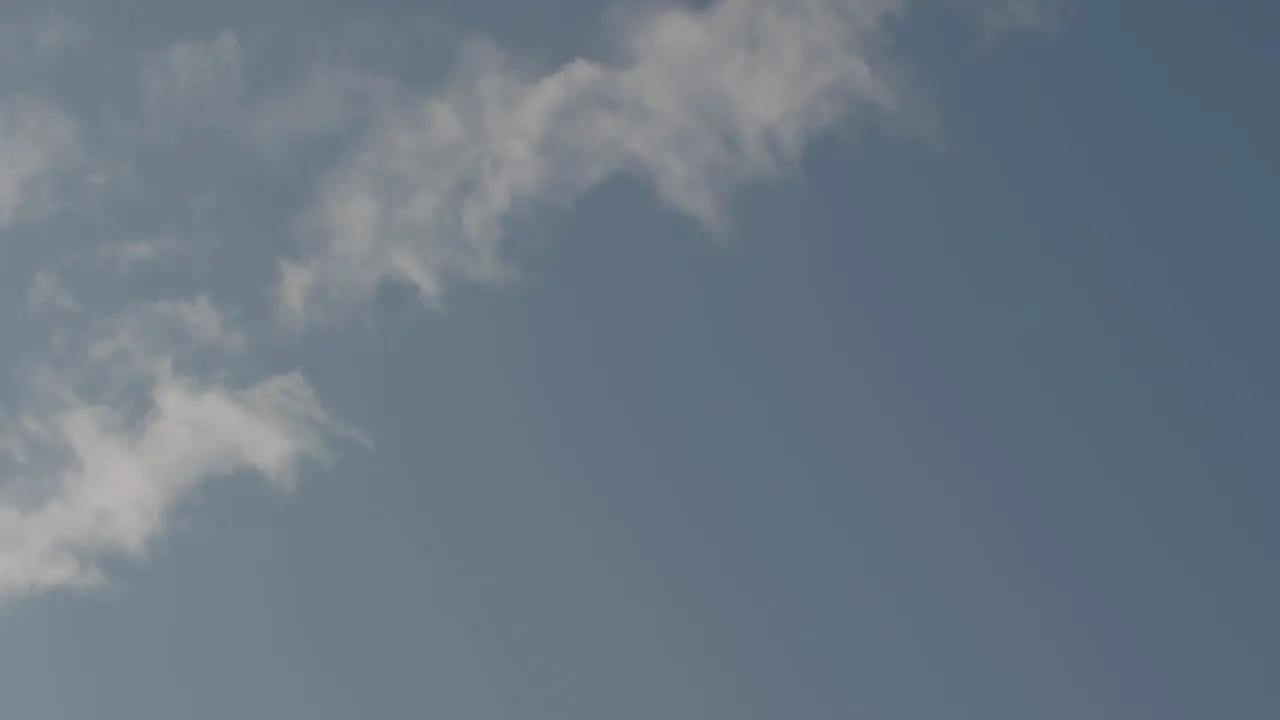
left=0, top=95, right=84, bottom=232
left=140, top=31, right=244, bottom=130
left=88, top=295, right=248, bottom=363
left=0, top=296, right=338, bottom=601
left=0, top=0, right=1055, bottom=604
left=276, top=0, right=922, bottom=326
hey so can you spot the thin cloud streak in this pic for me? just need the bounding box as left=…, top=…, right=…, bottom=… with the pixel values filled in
left=277, top=0, right=923, bottom=326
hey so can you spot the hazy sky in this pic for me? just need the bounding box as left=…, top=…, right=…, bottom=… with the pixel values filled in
left=2, top=0, right=1277, bottom=718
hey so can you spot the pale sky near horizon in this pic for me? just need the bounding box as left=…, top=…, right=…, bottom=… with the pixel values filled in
left=2, top=1, right=1278, bottom=718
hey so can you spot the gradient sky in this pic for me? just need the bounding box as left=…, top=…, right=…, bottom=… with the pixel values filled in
left=1, top=1, right=1277, bottom=718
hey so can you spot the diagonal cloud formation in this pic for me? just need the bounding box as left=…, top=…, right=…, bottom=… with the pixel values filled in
left=0, top=0, right=1054, bottom=602
left=278, top=0, right=920, bottom=325
left=0, top=17, right=349, bottom=603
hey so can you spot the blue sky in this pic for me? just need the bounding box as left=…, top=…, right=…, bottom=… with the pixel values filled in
left=2, top=0, right=1278, bottom=717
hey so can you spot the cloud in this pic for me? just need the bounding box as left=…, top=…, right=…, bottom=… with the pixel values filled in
left=0, top=6, right=87, bottom=65
left=25, top=268, right=83, bottom=314
left=0, top=95, right=84, bottom=232
left=276, top=0, right=923, bottom=326
left=88, top=295, right=248, bottom=362
left=250, top=60, right=395, bottom=159
left=140, top=31, right=244, bottom=132
left=977, top=0, right=1061, bottom=32
left=91, top=237, right=187, bottom=273
left=0, top=0, right=1055, bottom=603
left=0, top=295, right=338, bottom=601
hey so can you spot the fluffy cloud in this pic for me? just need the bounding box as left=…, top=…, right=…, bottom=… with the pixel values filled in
left=0, top=295, right=338, bottom=600
left=0, top=368, right=334, bottom=597
left=276, top=0, right=921, bottom=325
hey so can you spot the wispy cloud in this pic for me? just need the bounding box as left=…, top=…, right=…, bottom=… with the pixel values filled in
left=0, top=0, right=1055, bottom=602
left=277, top=0, right=924, bottom=325
left=91, top=237, right=187, bottom=273
left=140, top=31, right=244, bottom=133
left=88, top=294, right=248, bottom=362
left=0, top=295, right=337, bottom=601
left=0, top=95, right=84, bottom=232
left=250, top=60, right=395, bottom=160
left=0, top=6, right=86, bottom=65
left=976, top=0, right=1061, bottom=33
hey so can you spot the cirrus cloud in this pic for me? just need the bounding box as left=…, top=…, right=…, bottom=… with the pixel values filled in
left=0, top=0, right=1055, bottom=603
left=277, top=0, right=926, bottom=325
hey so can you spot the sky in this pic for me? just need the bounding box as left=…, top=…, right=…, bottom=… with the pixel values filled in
left=1, top=0, right=1277, bottom=717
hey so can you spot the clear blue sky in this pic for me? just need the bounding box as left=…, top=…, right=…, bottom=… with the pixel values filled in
left=2, top=1, right=1277, bottom=718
